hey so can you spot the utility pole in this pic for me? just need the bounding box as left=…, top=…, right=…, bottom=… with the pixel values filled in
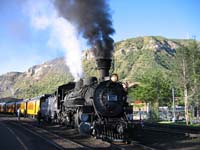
left=172, top=87, right=176, bottom=122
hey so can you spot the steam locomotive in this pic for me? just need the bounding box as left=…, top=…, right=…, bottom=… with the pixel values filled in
left=40, top=58, right=134, bottom=141
left=0, top=59, right=135, bottom=142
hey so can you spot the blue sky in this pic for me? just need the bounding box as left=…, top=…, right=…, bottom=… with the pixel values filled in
left=0, top=0, right=199, bottom=75
left=111, top=0, right=199, bottom=41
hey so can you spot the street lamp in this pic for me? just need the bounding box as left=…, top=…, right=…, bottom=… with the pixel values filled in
left=172, top=87, right=176, bottom=122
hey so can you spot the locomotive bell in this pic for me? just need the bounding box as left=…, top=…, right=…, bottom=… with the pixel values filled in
left=96, top=58, right=112, bottom=80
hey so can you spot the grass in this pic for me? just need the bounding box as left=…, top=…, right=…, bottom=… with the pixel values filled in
left=158, top=121, right=200, bottom=127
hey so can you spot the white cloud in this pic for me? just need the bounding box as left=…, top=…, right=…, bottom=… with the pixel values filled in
left=22, top=0, right=83, bottom=80
left=22, top=0, right=54, bottom=30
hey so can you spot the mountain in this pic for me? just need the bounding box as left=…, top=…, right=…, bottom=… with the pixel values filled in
left=0, top=58, right=73, bottom=98
left=83, top=36, right=181, bottom=80
left=0, top=36, right=197, bottom=98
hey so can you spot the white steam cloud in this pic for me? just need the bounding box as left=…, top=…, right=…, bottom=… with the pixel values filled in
left=22, top=0, right=83, bottom=81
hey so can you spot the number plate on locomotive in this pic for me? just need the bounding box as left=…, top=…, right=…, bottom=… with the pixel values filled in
left=107, top=95, right=118, bottom=101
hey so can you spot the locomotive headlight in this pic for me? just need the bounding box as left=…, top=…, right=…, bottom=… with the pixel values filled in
left=110, top=74, right=118, bottom=82
left=79, top=113, right=89, bottom=122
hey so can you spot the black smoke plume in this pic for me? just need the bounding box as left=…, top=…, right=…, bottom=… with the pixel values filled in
left=54, top=0, right=115, bottom=59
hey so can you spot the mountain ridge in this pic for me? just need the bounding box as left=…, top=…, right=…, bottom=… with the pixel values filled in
left=0, top=36, right=198, bottom=98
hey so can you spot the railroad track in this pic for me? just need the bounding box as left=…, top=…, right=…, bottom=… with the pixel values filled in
left=131, top=123, right=200, bottom=150
left=144, top=122, right=200, bottom=132
left=3, top=115, right=158, bottom=150
left=23, top=120, right=152, bottom=150
left=4, top=115, right=199, bottom=150
left=143, top=123, right=200, bottom=138
left=4, top=117, right=92, bottom=150
left=110, top=141, right=156, bottom=150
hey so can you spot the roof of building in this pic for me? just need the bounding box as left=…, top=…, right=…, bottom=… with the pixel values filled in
left=0, top=97, right=22, bottom=103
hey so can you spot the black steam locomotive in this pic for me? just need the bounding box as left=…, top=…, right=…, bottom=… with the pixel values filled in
left=41, top=59, right=134, bottom=141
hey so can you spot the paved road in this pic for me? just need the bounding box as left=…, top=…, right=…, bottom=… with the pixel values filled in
left=0, top=116, right=61, bottom=150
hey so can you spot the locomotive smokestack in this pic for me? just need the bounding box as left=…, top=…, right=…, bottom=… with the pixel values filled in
left=96, top=58, right=111, bottom=79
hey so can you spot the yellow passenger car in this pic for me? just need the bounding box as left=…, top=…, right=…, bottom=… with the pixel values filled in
left=16, top=100, right=27, bottom=115
left=27, top=95, right=50, bottom=117
left=6, top=101, right=16, bottom=113
left=27, top=98, right=40, bottom=116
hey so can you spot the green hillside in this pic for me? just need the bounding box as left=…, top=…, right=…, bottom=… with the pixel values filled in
left=83, top=36, right=178, bottom=81
left=0, top=36, right=198, bottom=99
